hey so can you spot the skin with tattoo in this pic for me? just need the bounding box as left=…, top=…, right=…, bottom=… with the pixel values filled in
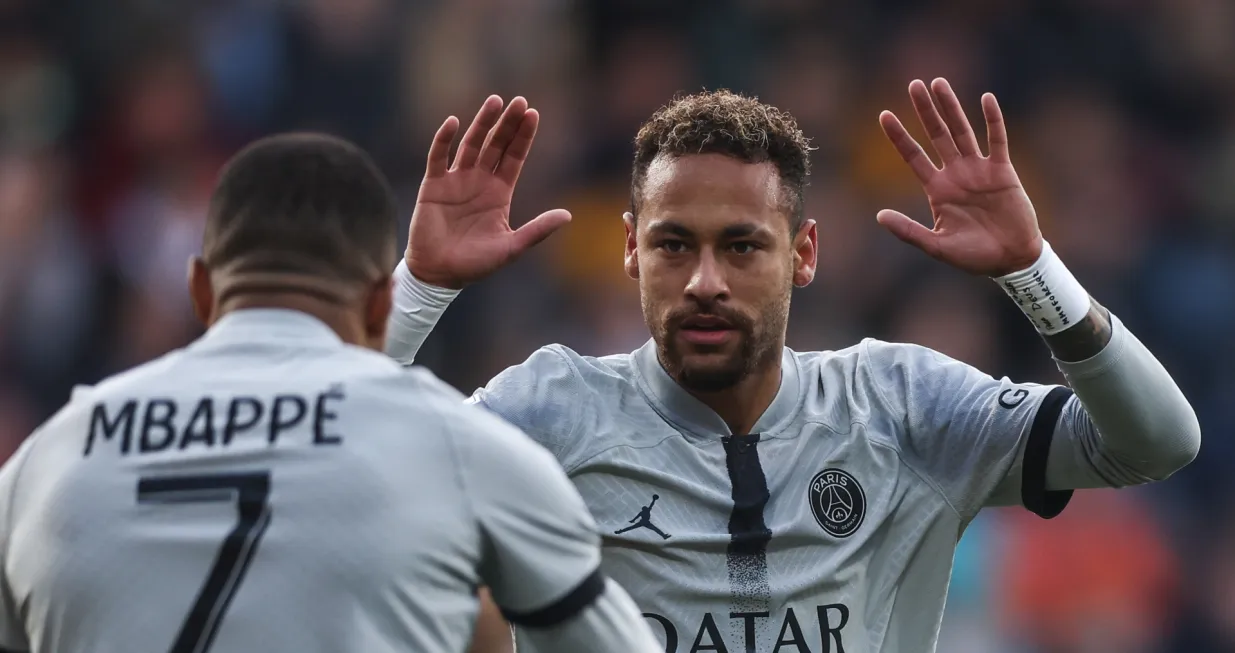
left=1043, top=299, right=1115, bottom=363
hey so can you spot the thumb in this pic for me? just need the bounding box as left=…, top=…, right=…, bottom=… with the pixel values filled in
left=876, top=209, right=940, bottom=258
left=512, top=208, right=573, bottom=253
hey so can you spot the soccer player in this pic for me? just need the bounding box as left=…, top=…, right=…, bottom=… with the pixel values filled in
left=0, top=134, right=662, bottom=653
left=388, top=81, right=1201, bottom=653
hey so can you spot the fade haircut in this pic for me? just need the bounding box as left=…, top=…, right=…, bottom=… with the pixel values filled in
left=631, top=89, right=812, bottom=231
left=203, top=133, right=399, bottom=289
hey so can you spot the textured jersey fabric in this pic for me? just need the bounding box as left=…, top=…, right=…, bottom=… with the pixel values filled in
left=0, top=309, right=605, bottom=653
left=469, top=316, right=1192, bottom=653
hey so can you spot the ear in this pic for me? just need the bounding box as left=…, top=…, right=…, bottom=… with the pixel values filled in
left=188, top=256, right=215, bottom=326
left=363, top=275, right=395, bottom=352
left=792, top=219, right=818, bottom=288
left=623, top=211, right=639, bottom=281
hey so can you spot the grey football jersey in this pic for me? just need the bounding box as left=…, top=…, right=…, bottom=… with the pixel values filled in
left=470, top=338, right=1081, bottom=653
left=0, top=310, right=606, bottom=653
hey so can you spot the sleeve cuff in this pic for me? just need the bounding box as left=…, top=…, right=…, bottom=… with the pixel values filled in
left=385, top=261, right=460, bottom=365
left=499, top=569, right=606, bottom=629
left=1054, top=313, right=1129, bottom=381
left=1021, top=386, right=1075, bottom=519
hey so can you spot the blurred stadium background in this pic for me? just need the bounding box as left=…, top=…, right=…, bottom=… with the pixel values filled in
left=2, top=0, right=1233, bottom=651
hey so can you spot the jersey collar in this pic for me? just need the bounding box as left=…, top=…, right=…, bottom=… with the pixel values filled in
left=632, top=338, right=805, bottom=438
left=194, top=308, right=344, bottom=348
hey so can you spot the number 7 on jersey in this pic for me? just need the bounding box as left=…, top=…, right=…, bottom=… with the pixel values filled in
left=137, top=472, right=272, bottom=653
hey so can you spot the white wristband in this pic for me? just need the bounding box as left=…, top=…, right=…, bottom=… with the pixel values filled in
left=993, top=241, right=1091, bottom=336
left=386, top=261, right=460, bottom=364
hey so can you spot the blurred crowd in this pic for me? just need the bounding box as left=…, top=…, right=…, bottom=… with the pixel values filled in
left=1, top=0, right=1233, bottom=651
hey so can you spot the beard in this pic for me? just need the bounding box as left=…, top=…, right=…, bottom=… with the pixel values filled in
left=651, top=297, right=787, bottom=394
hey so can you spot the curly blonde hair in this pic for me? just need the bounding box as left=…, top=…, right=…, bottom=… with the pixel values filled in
left=631, top=89, right=812, bottom=229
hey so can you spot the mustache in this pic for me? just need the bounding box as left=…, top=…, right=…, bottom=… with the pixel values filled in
left=665, top=302, right=754, bottom=332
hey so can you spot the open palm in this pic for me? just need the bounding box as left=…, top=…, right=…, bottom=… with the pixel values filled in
left=407, top=95, right=571, bottom=289
left=878, top=78, right=1043, bottom=277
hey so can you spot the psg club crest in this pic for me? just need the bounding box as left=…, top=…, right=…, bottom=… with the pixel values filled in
left=808, top=469, right=866, bottom=538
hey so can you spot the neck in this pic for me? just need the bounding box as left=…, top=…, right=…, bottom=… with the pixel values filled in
left=216, top=294, right=367, bottom=346
left=688, top=358, right=783, bottom=436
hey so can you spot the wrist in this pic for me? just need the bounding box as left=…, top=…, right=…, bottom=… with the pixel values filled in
left=991, top=237, right=1044, bottom=278
left=402, top=254, right=467, bottom=292
left=396, top=259, right=461, bottom=306
left=993, top=240, right=1091, bottom=336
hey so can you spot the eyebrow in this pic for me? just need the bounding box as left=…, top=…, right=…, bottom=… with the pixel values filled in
left=646, top=220, right=776, bottom=240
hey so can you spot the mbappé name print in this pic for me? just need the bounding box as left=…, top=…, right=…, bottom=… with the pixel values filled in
left=808, top=469, right=865, bottom=538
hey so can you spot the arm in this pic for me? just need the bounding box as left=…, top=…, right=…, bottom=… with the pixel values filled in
left=869, top=272, right=1198, bottom=520
left=516, top=578, right=661, bottom=653
left=873, top=79, right=1199, bottom=518
left=469, top=585, right=660, bottom=653
left=996, top=242, right=1199, bottom=492
left=1040, top=297, right=1113, bottom=362
left=457, top=412, right=661, bottom=653
left=467, top=589, right=514, bottom=653
left=1042, top=307, right=1199, bottom=491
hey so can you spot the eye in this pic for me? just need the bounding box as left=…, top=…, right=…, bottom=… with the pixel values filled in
left=729, top=242, right=759, bottom=255
left=657, top=239, right=688, bottom=254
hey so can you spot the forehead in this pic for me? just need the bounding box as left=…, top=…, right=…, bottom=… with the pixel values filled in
left=639, top=154, right=786, bottom=233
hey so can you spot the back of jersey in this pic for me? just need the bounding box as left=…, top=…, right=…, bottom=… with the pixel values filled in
left=0, top=310, right=490, bottom=653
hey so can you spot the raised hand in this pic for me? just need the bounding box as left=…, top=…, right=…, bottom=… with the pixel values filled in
left=877, top=78, right=1042, bottom=277
left=407, top=95, right=571, bottom=289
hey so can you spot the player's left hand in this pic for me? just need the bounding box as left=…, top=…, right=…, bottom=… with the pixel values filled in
left=877, top=78, right=1043, bottom=277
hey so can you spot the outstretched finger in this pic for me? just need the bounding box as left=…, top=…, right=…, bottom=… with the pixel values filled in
left=477, top=96, right=528, bottom=173
left=453, top=95, right=503, bottom=170
left=425, top=116, right=460, bottom=179
left=908, top=79, right=961, bottom=164
left=982, top=93, right=1010, bottom=163
left=879, top=111, right=937, bottom=183
left=495, top=108, right=540, bottom=186
left=930, top=78, right=981, bottom=157
left=512, top=208, right=572, bottom=253
left=876, top=209, right=942, bottom=260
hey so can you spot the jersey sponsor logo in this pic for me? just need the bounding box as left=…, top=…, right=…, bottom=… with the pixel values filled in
left=808, top=469, right=865, bottom=538
left=84, top=386, right=346, bottom=457
left=998, top=388, right=1030, bottom=409
left=614, top=494, right=672, bottom=540
left=642, top=604, right=850, bottom=653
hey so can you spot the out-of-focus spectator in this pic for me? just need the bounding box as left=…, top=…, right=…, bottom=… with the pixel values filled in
left=0, top=151, right=96, bottom=413
left=997, top=490, right=1182, bottom=653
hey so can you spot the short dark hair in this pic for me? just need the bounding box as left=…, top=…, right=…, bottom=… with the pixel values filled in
left=631, top=90, right=812, bottom=230
left=203, top=133, right=398, bottom=286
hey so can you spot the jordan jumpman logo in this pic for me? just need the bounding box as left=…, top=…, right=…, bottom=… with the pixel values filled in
left=614, top=494, right=671, bottom=539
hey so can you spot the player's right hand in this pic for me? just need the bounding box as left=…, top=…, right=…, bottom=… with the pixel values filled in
left=407, top=95, right=572, bottom=289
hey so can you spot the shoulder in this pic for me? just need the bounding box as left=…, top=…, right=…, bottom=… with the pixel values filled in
left=69, top=348, right=191, bottom=404
left=473, top=344, right=635, bottom=427
left=480, top=343, right=634, bottom=389
left=29, top=349, right=194, bottom=446
left=380, top=368, right=562, bottom=490
left=821, top=338, right=961, bottom=395
left=792, top=338, right=944, bottom=373
left=790, top=339, right=966, bottom=431
left=855, top=337, right=950, bottom=370
left=333, top=356, right=469, bottom=433
left=471, top=344, right=639, bottom=465
left=792, top=338, right=946, bottom=394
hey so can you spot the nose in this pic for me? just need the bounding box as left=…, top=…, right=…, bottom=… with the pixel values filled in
left=684, top=249, right=730, bottom=303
